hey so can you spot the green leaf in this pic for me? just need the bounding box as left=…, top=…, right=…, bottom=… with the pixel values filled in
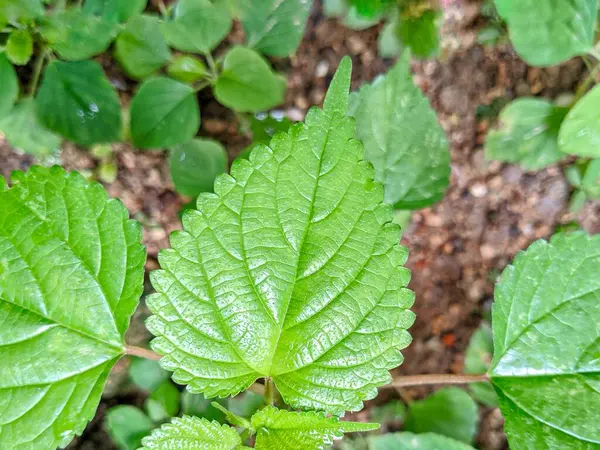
left=485, top=98, right=568, bottom=170
left=397, top=9, right=440, bottom=59
left=106, top=405, right=155, bottom=450
left=558, top=85, right=600, bottom=158
left=83, top=0, right=148, bottom=23
left=490, top=232, right=600, bottom=449
left=115, top=14, right=172, bottom=79
left=146, top=57, right=414, bottom=415
left=370, top=401, right=406, bottom=425
left=0, top=0, right=43, bottom=23
left=464, top=323, right=497, bottom=407
left=568, top=189, right=587, bottom=213
left=211, top=401, right=252, bottom=429
left=252, top=406, right=379, bottom=450
left=214, top=47, right=285, bottom=113
left=129, top=357, right=171, bottom=392
left=494, top=0, right=597, bottom=66
left=342, top=6, right=379, bottom=30
left=249, top=113, right=294, bottom=144
left=0, top=53, right=18, bottom=117
left=323, top=0, right=346, bottom=17
left=228, top=391, right=264, bottom=418
left=6, top=29, right=33, bottom=65
left=40, top=8, right=117, bottom=61
left=130, top=77, right=200, bottom=149
left=349, top=55, right=450, bottom=209
left=235, top=0, right=313, bottom=57
left=582, top=159, right=600, bottom=199
left=168, top=138, right=228, bottom=197
left=0, top=98, right=62, bottom=156
left=404, top=388, right=478, bottom=444
left=145, top=381, right=181, bottom=422
left=0, top=166, right=146, bottom=449
left=167, top=55, right=207, bottom=83
left=140, top=416, right=242, bottom=449
left=378, top=18, right=402, bottom=59
left=181, top=392, right=227, bottom=422
left=161, top=0, right=231, bottom=54
left=369, top=432, right=477, bottom=450
left=36, top=60, right=122, bottom=145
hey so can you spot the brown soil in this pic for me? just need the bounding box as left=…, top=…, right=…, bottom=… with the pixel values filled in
left=1, top=1, right=598, bottom=449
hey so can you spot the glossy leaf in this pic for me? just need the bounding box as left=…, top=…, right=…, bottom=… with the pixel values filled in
left=130, top=77, right=200, bottom=149
left=36, top=60, right=122, bottom=145
left=397, top=9, right=439, bottom=59
left=0, top=98, right=61, bottom=156
left=252, top=406, right=378, bottom=450
left=235, top=0, right=313, bottom=57
left=582, top=159, right=600, bottom=199
left=115, top=15, right=172, bottom=79
left=140, top=416, right=242, bottom=449
left=6, top=29, right=33, bottom=65
left=83, top=0, right=147, bottom=22
left=490, top=232, right=600, bottom=449
left=558, top=85, right=600, bottom=158
left=145, top=381, right=181, bottom=422
left=129, top=358, right=171, bottom=392
left=0, top=0, right=43, bottom=23
left=0, top=166, right=145, bottom=449
left=146, top=57, right=414, bottom=414
left=464, top=323, right=497, bottom=407
left=214, top=47, right=286, bottom=113
left=168, top=138, right=228, bottom=197
left=369, top=432, right=477, bottom=450
left=0, top=53, right=18, bottom=117
left=350, top=55, right=450, bottom=209
left=404, top=388, right=478, bottom=444
left=486, top=98, right=567, bottom=170
left=167, top=55, right=207, bottom=83
left=495, top=0, right=597, bottom=66
left=106, top=405, right=154, bottom=450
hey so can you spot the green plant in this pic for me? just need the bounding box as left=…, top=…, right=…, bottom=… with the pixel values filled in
left=1, top=58, right=599, bottom=450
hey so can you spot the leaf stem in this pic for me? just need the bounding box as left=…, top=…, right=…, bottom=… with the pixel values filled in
left=29, top=47, right=48, bottom=96
left=573, top=61, right=600, bottom=104
left=264, top=378, right=276, bottom=406
left=125, top=345, right=162, bottom=361
left=386, top=373, right=489, bottom=388
left=205, top=52, right=219, bottom=78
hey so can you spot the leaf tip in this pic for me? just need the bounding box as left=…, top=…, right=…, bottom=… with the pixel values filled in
left=323, top=56, right=352, bottom=114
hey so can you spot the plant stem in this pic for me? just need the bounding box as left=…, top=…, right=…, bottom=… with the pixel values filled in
left=29, top=48, right=48, bottom=96
left=264, top=378, right=275, bottom=406
left=157, top=0, right=168, bottom=17
left=125, top=345, right=162, bottom=361
left=386, top=373, right=489, bottom=389
left=573, top=62, right=600, bottom=104
left=205, top=52, right=219, bottom=78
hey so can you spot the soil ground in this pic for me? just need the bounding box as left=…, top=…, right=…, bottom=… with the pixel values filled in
left=1, top=1, right=598, bottom=449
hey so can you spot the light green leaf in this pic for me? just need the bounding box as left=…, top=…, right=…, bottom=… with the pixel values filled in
left=568, top=189, right=587, bottom=213
left=350, top=55, right=450, bottom=209
left=235, top=0, right=313, bottom=57
left=0, top=166, right=145, bottom=449
left=83, top=0, right=148, bottom=23
left=0, top=53, right=18, bottom=117
left=146, top=57, right=414, bottom=414
left=252, top=406, right=378, bottom=450
left=464, top=323, right=497, bottom=407
left=494, top=0, right=597, bottom=66
left=6, top=29, right=33, bottom=65
left=130, top=77, right=200, bottom=149
left=140, top=416, right=242, bottom=449
left=490, top=232, right=600, bottom=449
left=404, top=388, right=478, bottom=444
left=397, top=9, right=440, bottom=59
left=106, top=405, right=154, bottom=450
left=145, top=381, right=180, bottom=422
left=214, top=47, right=285, bottom=113
left=115, top=14, right=172, bottom=79
left=582, top=159, right=600, bottom=199
left=323, top=0, right=346, bottom=17
left=369, top=432, right=477, bottom=450
left=129, top=358, right=171, bottom=392
left=168, top=138, right=228, bottom=197
left=36, top=60, right=122, bottom=145
left=0, top=98, right=61, bottom=156
left=40, top=8, right=117, bottom=61
left=342, top=6, right=379, bottom=30
left=161, top=0, right=231, bottom=54
left=378, top=18, right=402, bottom=58
left=485, top=98, right=568, bottom=170
left=0, top=0, right=43, bottom=23
left=558, top=85, right=600, bottom=158
left=167, top=55, right=207, bottom=84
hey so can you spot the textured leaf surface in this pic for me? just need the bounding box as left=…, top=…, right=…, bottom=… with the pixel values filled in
left=486, top=98, right=567, bottom=170
left=558, top=85, right=600, bottom=158
left=350, top=55, right=449, bottom=209
left=495, top=0, right=597, bottom=66
left=140, top=416, right=241, bottom=449
left=0, top=53, right=18, bottom=117
left=464, top=323, right=497, bottom=407
left=147, top=57, right=414, bottom=414
left=252, top=406, right=378, bottom=450
left=490, top=232, right=600, bottom=449
left=0, top=166, right=145, bottom=449
left=369, top=432, right=477, bottom=450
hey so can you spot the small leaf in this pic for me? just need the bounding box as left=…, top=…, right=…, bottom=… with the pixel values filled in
left=129, top=357, right=171, bottom=392
left=211, top=402, right=252, bottom=429
left=181, top=392, right=227, bottom=422
left=485, top=98, right=568, bottom=170
left=214, top=47, right=286, bottom=113
left=0, top=0, right=43, bottom=23
left=0, top=53, right=18, bottom=117
left=565, top=165, right=583, bottom=188
left=323, top=0, right=346, bottom=17
left=581, top=159, right=600, bottom=199
left=145, top=381, right=181, bottom=422
left=167, top=55, right=207, bottom=83
left=568, top=189, right=587, bottom=213
left=236, top=0, right=313, bottom=57
left=464, top=323, right=497, bottom=407
left=83, top=0, right=148, bottom=22
left=228, top=391, right=264, bottom=418
left=168, top=138, right=228, bottom=197
left=342, top=6, right=379, bottom=30
left=36, top=60, right=122, bottom=145
left=140, top=416, right=242, bottom=449
left=252, top=406, right=379, bottom=450
left=369, top=432, right=477, bottom=450
left=347, top=0, right=393, bottom=18
left=397, top=9, right=440, bottom=59
left=161, top=0, right=231, bottom=54
left=0, top=98, right=62, bottom=156
left=115, top=14, right=172, bottom=79
left=494, top=0, right=597, bottom=66
left=350, top=54, right=450, bottom=209
left=490, top=232, right=600, bottom=449
left=0, top=166, right=146, bottom=449
left=370, top=401, right=406, bottom=425
left=130, top=77, right=200, bottom=149
left=249, top=113, right=294, bottom=144
left=6, top=29, right=33, bottom=65
left=378, top=17, right=402, bottom=58
left=404, top=388, right=478, bottom=444
left=106, top=405, right=155, bottom=450
left=558, top=85, right=600, bottom=158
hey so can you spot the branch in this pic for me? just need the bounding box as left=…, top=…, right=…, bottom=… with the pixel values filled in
left=125, top=345, right=161, bottom=361
left=385, top=373, right=489, bottom=389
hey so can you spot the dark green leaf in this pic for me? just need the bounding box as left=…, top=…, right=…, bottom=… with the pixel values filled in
left=167, top=55, right=207, bottom=83
left=83, top=0, right=148, bottom=23
left=36, top=60, right=122, bottom=145
left=181, top=392, right=227, bottom=422
left=465, top=323, right=497, bottom=407
left=6, top=29, right=33, bottom=65
left=106, top=405, right=155, bottom=450
left=369, top=432, right=477, bottom=450
left=370, top=401, right=406, bottom=425
left=397, top=9, right=440, bottom=59
left=0, top=53, right=18, bottom=117
left=145, top=381, right=181, bottom=422
left=228, top=391, right=264, bottom=418
left=558, top=85, right=600, bottom=158
left=249, top=113, right=293, bottom=144
left=129, top=357, right=171, bottom=392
